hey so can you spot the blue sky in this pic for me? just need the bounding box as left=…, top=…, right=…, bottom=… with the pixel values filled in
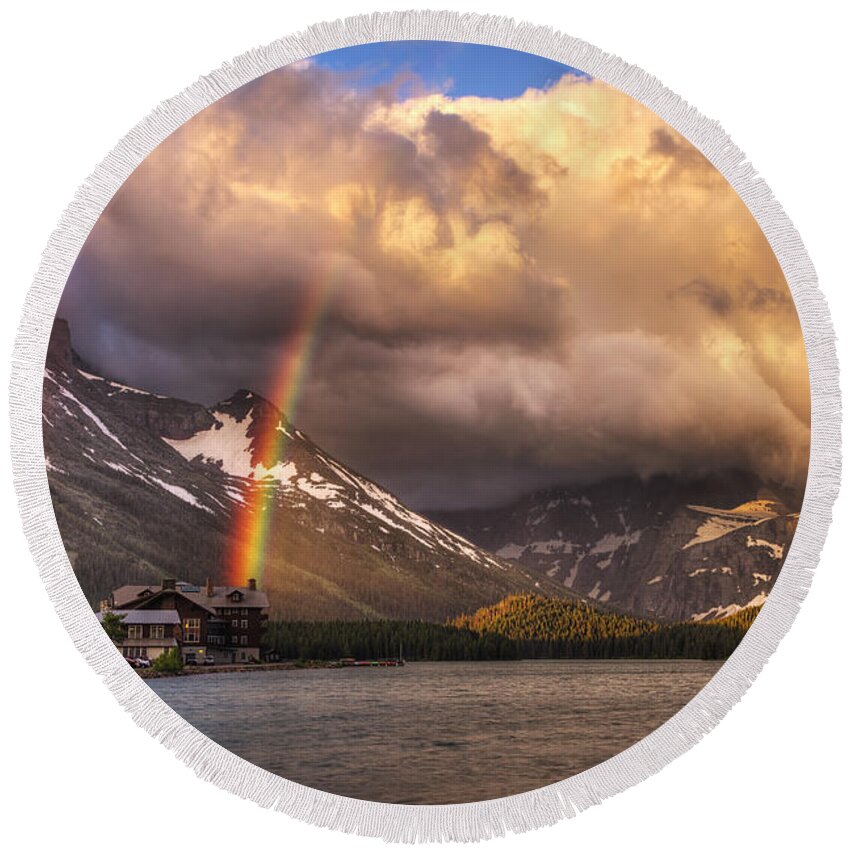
left=313, top=41, right=586, bottom=100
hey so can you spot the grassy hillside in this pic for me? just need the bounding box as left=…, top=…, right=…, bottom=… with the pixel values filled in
left=452, top=592, right=656, bottom=641
left=451, top=593, right=759, bottom=659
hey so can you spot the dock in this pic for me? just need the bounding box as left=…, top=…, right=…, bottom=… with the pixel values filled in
left=340, top=657, right=405, bottom=667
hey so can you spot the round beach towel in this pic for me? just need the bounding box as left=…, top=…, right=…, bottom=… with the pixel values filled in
left=10, top=11, right=839, bottom=842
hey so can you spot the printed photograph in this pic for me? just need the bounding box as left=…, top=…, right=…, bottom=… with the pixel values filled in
left=43, top=41, right=809, bottom=804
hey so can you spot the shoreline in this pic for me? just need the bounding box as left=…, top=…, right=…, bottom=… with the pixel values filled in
left=137, top=660, right=342, bottom=679
left=137, top=656, right=723, bottom=679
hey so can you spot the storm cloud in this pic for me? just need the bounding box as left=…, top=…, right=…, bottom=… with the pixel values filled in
left=58, top=59, right=810, bottom=509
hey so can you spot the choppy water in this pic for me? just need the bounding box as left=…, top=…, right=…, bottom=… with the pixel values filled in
left=148, top=659, right=720, bottom=804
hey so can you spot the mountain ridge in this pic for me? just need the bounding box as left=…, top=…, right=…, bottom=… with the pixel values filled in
left=45, top=318, right=796, bottom=623
left=43, top=320, right=566, bottom=621
left=431, top=472, right=799, bottom=621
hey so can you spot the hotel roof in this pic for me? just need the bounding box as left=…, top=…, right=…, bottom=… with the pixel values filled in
left=97, top=609, right=181, bottom=625
left=111, top=582, right=269, bottom=613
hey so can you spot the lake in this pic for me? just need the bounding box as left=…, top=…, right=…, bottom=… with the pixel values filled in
left=148, top=659, right=721, bottom=804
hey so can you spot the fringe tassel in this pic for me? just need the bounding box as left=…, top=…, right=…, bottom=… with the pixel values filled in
left=8, top=10, right=841, bottom=843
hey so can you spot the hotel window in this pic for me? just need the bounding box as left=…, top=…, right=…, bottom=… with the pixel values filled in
left=230, top=635, right=238, bottom=645
left=241, top=619, right=248, bottom=630
left=150, top=625, right=165, bottom=639
left=127, top=625, right=143, bottom=640
left=240, top=635, right=248, bottom=646
left=184, top=618, right=201, bottom=644
left=231, top=619, right=239, bottom=628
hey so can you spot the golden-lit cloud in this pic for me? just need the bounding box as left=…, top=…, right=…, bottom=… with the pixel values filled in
left=60, top=60, right=809, bottom=507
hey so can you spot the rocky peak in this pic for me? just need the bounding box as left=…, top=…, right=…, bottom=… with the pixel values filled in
left=214, top=388, right=295, bottom=456
left=46, top=318, right=73, bottom=368
left=215, top=389, right=267, bottom=422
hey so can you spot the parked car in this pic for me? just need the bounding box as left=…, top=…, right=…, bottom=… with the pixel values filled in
left=184, top=656, right=197, bottom=666
left=203, top=656, right=216, bottom=666
left=136, top=657, right=152, bottom=668
left=125, top=656, right=138, bottom=668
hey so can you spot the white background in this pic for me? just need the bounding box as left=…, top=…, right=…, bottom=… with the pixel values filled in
left=1, top=1, right=847, bottom=846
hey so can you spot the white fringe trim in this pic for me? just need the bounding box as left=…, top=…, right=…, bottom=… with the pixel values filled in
left=8, top=10, right=841, bottom=843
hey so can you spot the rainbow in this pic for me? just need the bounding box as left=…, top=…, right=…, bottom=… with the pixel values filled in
left=226, top=263, right=340, bottom=587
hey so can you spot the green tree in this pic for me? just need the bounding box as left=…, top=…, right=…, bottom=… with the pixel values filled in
left=100, top=611, right=127, bottom=643
left=261, top=594, right=756, bottom=662
left=153, top=648, right=183, bottom=673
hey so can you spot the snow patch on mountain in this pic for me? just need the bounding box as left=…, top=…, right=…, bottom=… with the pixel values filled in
left=104, top=460, right=135, bottom=476
left=79, top=370, right=166, bottom=398
left=746, top=535, right=784, bottom=560
left=45, top=457, right=64, bottom=474
left=591, top=529, right=642, bottom=554
left=690, top=592, right=768, bottom=622
left=163, top=412, right=255, bottom=477
left=296, top=474, right=343, bottom=501
left=47, top=372, right=129, bottom=451
left=358, top=502, right=435, bottom=549
left=683, top=501, right=781, bottom=549
left=256, top=460, right=298, bottom=484
left=149, top=477, right=212, bottom=513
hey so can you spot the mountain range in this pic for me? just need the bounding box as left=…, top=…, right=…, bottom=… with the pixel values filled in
left=44, top=319, right=799, bottom=623
left=43, top=320, right=562, bottom=621
left=432, top=472, right=800, bottom=621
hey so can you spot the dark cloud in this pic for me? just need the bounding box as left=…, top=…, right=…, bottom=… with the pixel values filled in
left=422, top=110, right=544, bottom=215
left=674, top=278, right=733, bottom=315
left=745, top=284, right=792, bottom=312
left=57, top=63, right=810, bottom=509
left=648, top=127, right=718, bottom=180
